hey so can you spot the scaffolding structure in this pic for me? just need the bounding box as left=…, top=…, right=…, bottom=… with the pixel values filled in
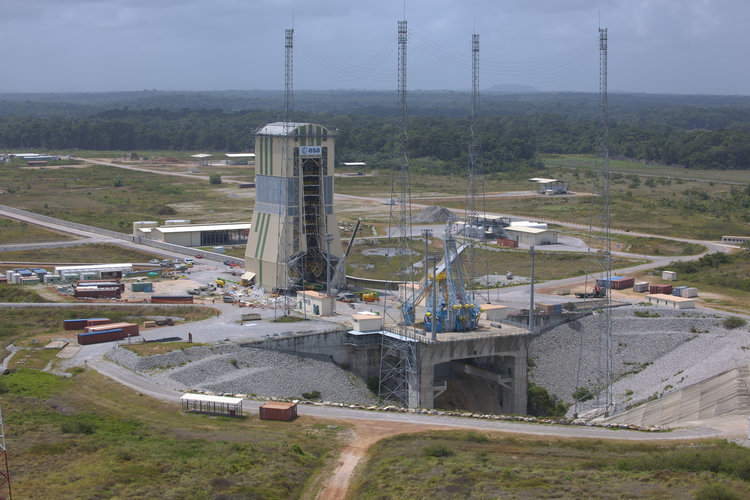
left=575, top=27, right=614, bottom=417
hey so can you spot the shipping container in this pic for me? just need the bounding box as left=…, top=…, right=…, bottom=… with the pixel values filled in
left=680, top=287, right=698, bottom=298
left=672, top=286, right=688, bottom=296
left=63, top=318, right=89, bottom=330
left=662, top=271, right=677, bottom=281
left=86, top=318, right=111, bottom=327
left=259, top=402, right=298, bottom=421
left=131, top=282, right=154, bottom=293
left=496, top=238, right=518, bottom=248
left=151, top=295, right=194, bottom=304
left=74, top=287, right=121, bottom=299
left=77, top=328, right=126, bottom=345
left=85, top=322, right=139, bottom=337
left=611, top=277, right=635, bottom=290
left=633, top=282, right=649, bottom=293
left=649, top=284, right=673, bottom=295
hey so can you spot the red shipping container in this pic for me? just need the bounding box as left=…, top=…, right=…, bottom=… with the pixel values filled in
left=649, top=284, right=673, bottom=295
left=86, top=318, right=111, bottom=327
left=64, top=318, right=89, bottom=330
left=611, top=277, right=635, bottom=290
left=496, top=238, right=518, bottom=248
left=259, top=402, right=298, bottom=421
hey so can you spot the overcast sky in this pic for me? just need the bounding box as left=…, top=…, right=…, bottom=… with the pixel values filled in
left=1, top=0, right=747, bottom=95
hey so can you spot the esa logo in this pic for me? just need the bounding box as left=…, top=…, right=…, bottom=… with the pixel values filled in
left=300, top=145, right=322, bottom=156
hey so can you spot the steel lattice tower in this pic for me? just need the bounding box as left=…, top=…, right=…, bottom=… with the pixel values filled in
left=464, top=33, right=484, bottom=301
left=0, top=403, right=11, bottom=499
left=575, top=27, right=613, bottom=417
left=275, top=28, right=296, bottom=314
left=378, top=19, right=420, bottom=407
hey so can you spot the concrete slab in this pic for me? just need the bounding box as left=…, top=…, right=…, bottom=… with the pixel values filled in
left=57, top=344, right=82, bottom=359
left=45, top=340, right=68, bottom=349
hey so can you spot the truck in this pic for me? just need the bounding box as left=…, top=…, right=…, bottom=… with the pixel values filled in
left=575, top=285, right=606, bottom=299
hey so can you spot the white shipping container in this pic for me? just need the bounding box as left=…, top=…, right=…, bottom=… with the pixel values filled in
left=662, top=271, right=677, bottom=281
left=633, top=282, right=649, bottom=293
left=680, top=287, right=698, bottom=298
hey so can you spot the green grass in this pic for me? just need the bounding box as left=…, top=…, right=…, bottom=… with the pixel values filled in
left=4, top=369, right=344, bottom=499
left=0, top=218, right=75, bottom=244
left=0, top=305, right=217, bottom=349
left=0, top=243, right=162, bottom=264
left=0, top=161, right=252, bottom=231
left=350, top=431, right=750, bottom=499
left=0, top=283, right=51, bottom=303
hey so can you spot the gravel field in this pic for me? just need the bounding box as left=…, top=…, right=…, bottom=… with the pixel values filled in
left=529, top=305, right=750, bottom=413
left=107, top=343, right=378, bottom=405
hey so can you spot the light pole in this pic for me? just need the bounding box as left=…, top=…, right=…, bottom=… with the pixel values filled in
left=529, top=245, right=535, bottom=333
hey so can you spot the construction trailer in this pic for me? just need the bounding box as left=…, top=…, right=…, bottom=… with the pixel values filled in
left=259, top=401, right=297, bottom=421
left=181, top=393, right=243, bottom=417
left=244, top=122, right=344, bottom=292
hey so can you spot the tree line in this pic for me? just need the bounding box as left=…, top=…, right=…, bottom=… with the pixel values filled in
left=1, top=91, right=749, bottom=171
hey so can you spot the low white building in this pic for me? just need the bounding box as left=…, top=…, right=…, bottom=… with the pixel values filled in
left=133, top=221, right=251, bottom=247
left=351, top=313, right=384, bottom=332
left=55, top=263, right=133, bottom=281
left=295, top=290, right=334, bottom=317
left=505, top=225, right=558, bottom=246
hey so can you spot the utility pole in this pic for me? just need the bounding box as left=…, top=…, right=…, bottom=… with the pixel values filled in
left=529, top=245, right=535, bottom=333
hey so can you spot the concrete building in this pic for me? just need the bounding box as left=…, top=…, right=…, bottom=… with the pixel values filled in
left=244, top=122, right=343, bottom=291
left=505, top=225, right=558, bottom=246
left=295, top=290, right=334, bottom=317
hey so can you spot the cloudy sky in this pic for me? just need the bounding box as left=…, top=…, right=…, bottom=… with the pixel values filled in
left=1, top=0, right=746, bottom=95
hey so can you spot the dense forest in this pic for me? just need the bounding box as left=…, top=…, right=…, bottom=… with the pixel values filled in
left=1, top=90, right=749, bottom=171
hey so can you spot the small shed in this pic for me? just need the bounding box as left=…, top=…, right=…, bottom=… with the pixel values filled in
left=259, top=401, right=298, bottom=421
left=181, top=393, right=244, bottom=417
left=481, top=304, right=508, bottom=322
left=296, top=290, right=333, bottom=316
left=352, top=314, right=383, bottom=332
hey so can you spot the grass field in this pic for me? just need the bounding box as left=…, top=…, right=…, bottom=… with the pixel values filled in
left=350, top=431, right=750, bottom=499
left=0, top=218, right=75, bottom=244
left=0, top=161, right=252, bottom=231
left=561, top=230, right=707, bottom=256
left=0, top=243, right=162, bottom=264
left=345, top=239, right=642, bottom=283
left=4, top=369, right=344, bottom=499
left=0, top=305, right=217, bottom=350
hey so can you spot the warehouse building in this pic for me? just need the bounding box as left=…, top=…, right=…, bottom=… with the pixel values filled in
left=55, top=264, right=133, bottom=281
left=133, top=221, right=251, bottom=246
left=504, top=225, right=558, bottom=246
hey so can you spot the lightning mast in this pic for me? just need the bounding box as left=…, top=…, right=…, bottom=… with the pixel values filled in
left=378, top=19, right=420, bottom=407
left=275, top=27, right=296, bottom=316
left=0, top=403, right=11, bottom=499
left=464, top=32, right=484, bottom=301
left=575, top=27, right=613, bottom=417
